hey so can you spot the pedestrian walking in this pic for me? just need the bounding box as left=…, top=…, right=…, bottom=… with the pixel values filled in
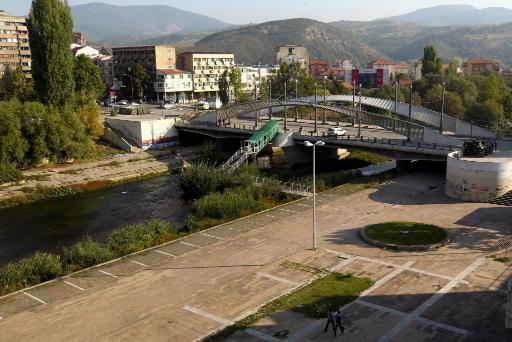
left=334, top=310, right=345, bottom=336
left=323, top=306, right=335, bottom=332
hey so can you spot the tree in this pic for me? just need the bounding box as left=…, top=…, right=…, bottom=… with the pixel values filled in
left=100, top=46, right=110, bottom=56
left=0, top=100, right=27, bottom=166
left=28, top=0, right=75, bottom=107
left=75, top=101, right=103, bottom=140
left=73, top=55, right=105, bottom=107
left=3, top=67, right=35, bottom=102
left=446, top=63, right=458, bottom=78
left=273, top=62, right=316, bottom=98
left=465, top=99, right=503, bottom=128
left=229, top=67, right=243, bottom=103
left=219, top=70, right=230, bottom=105
left=421, top=45, right=442, bottom=76
left=131, top=64, right=151, bottom=101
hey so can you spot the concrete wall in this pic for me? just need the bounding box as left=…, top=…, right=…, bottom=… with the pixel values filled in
left=445, top=152, right=512, bottom=202
left=103, top=127, right=138, bottom=152
left=105, top=117, right=179, bottom=150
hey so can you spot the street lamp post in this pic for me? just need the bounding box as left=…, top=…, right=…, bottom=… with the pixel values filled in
left=352, top=80, right=356, bottom=126
left=358, top=83, right=362, bottom=137
left=304, top=140, right=325, bottom=251
left=254, top=84, right=258, bottom=128
left=440, top=82, right=445, bottom=133
left=123, top=74, right=134, bottom=101
left=322, top=76, right=327, bottom=124
left=408, top=83, right=413, bottom=141
left=269, top=78, right=273, bottom=119
left=394, top=80, right=398, bottom=115
left=314, top=82, right=318, bottom=133
left=284, top=82, right=288, bottom=131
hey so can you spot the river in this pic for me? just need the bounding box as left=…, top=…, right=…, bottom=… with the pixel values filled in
left=0, top=176, right=191, bottom=267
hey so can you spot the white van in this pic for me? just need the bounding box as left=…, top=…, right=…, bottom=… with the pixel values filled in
left=327, top=127, right=347, bottom=136
left=194, top=101, right=210, bottom=110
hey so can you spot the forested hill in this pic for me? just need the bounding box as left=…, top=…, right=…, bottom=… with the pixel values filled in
left=192, top=18, right=384, bottom=66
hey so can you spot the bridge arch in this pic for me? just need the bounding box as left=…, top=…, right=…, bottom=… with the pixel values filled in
left=217, top=99, right=425, bottom=141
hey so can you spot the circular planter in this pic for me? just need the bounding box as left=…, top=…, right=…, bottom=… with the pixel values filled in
left=360, top=222, right=450, bottom=252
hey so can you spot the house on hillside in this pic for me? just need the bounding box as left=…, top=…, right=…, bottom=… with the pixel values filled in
left=462, top=58, right=501, bottom=75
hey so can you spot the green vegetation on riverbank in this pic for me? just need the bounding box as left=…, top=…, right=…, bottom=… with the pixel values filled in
left=205, top=271, right=373, bottom=341
left=0, top=169, right=171, bottom=209
left=0, top=220, right=175, bottom=295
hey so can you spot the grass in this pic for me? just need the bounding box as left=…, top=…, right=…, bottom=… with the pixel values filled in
left=0, top=220, right=175, bottom=296
left=205, top=272, right=373, bottom=341
left=365, top=221, right=448, bottom=246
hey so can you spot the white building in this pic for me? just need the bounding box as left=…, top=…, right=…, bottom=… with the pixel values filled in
left=154, top=69, right=193, bottom=103
left=275, top=45, right=309, bottom=72
left=238, top=65, right=279, bottom=94
left=178, top=52, right=235, bottom=100
left=72, top=45, right=100, bottom=58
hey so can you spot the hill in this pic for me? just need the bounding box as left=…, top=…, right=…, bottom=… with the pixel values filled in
left=387, top=5, right=512, bottom=27
left=71, top=2, right=231, bottom=42
left=192, top=18, right=384, bottom=66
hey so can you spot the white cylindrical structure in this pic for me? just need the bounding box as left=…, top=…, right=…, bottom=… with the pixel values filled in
left=445, top=151, right=512, bottom=202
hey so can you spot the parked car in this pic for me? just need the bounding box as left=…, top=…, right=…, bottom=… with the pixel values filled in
left=160, top=102, right=175, bottom=109
left=327, top=127, right=347, bottom=136
left=194, top=101, right=210, bottom=110
left=118, top=99, right=128, bottom=105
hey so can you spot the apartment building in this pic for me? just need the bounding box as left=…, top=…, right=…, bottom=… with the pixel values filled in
left=177, top=52, right=235, bottom=100
left=93, top=55, right=114, bottom=90
left=0, top=10, right=31, bottom=77
left=112, top=44, right=176, bottom=85
left=275, top=45, right=309, bottom=72
left=462, top=58, right=501, bottom=75
left=154, top=69, right=193, bottom=103
left=238, top=65, right=279, bottom=95
left=309, top=58, right=331, bottom=80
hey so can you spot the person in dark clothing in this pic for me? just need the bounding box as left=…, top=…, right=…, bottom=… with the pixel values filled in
left=323, top=306, right=335, bottom=332
left=334, top=310, right=345, bottom=336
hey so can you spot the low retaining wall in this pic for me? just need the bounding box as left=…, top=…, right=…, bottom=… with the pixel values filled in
left=360, top=227, right=450, bottom=252
left=445, top=151, right=512, bottom=202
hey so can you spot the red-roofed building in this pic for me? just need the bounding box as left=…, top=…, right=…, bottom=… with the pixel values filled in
left=155, top=69, right=193, bottom=103
left=462, top=58, right=501, bottom=75
left=309, top=59, right=332, bottom=79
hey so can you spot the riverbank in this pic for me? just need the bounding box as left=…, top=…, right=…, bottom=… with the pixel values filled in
left=0, top=147, right=200, bottom=208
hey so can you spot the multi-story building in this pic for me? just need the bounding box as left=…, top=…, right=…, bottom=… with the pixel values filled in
left=93, top=55, right=114, bottom=90
left=73, top=32, right=86, bottom=46
left=237, top=65, right=279, bottom=95
left=309, top=59, right=331, bottom=80
left=367, top=59, right=411, bottom=81
left=177, top=52, right=235, bottom=100
left=154, top=69, right=193, bottom=103
left=348, top=69, right=388, bottom=89
left=112, top=44, right=176, bottom=86
left=0, top=10, right=31, bottom=77
left=275, top=45, right=309, bottom=72
left=462, top=58, right=501, bottom=75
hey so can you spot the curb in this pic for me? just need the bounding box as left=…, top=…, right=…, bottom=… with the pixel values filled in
left=359, top=226, right=450, bottom=252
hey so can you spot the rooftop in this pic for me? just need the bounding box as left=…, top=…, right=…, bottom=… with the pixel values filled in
left=112, top=44, right=175, bottom=50
left=369, top=59, right=396, bottom=66
left=158, top=69, right=190, bottom=75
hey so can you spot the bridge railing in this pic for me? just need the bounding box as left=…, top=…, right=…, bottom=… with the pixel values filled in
left=294, top=131, right=456, bottom=152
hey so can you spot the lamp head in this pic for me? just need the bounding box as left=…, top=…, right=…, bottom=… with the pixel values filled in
left=315, top=141, right=325, bottom=147
left=304, top=141, right=313, bottom=147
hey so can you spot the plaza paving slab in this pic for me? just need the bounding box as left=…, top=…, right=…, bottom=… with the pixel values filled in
left=1, top=171, right=512, bottom=341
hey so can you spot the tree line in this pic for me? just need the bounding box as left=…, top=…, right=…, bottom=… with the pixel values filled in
left=0, top=0, right=105, bottom=174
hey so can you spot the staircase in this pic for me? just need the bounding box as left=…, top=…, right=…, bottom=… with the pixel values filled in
left=220, top=120, right=279, bottom=172
left=490, top=191, right=512, bottom=206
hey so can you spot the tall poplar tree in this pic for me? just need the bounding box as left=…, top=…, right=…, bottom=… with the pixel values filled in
left=421, top=45, right=442, bottom=77
left=28, top=0, right=75, bottom=107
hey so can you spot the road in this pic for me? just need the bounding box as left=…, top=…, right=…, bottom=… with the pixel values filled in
left=0, top=171, right=510, bottom=341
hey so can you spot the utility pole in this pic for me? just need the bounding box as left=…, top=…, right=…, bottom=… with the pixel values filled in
left=352, top=80, right=356, bottom=126
left=440, top=81, right=445, bottom=133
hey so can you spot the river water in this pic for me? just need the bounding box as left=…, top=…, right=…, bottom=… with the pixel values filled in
left=0, top=176, right=191, bottom=267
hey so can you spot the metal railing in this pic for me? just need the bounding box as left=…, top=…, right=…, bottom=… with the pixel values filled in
left=254, top=177, right=311, bottom=196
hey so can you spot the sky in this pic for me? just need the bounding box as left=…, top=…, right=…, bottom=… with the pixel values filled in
left=4, top=0, right=512, bottom=24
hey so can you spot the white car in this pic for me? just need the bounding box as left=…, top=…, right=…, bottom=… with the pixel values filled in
left=161, top=103, right=175, bottom=109
left=327, top=127, right=347, bottom=136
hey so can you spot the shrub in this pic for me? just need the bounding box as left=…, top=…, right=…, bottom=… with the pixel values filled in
left=192, top=187, right=265, bottom=221
left=183, top=215, right=227, bottom=232
left=0, top=252, right=62, bottom=295
left=107, top=220, right=175, bottom=256
left=62, top=236, right=116, bottom=272
left=179, top=162, right=229, bottom=199
left=0, top=163, right=22, bottom=184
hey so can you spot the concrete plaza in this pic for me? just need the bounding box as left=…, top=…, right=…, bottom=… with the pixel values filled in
left=0, top=171, right=511, bottom=341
